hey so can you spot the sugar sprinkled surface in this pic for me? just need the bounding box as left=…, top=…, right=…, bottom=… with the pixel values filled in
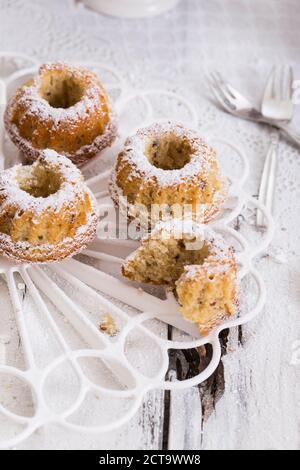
left=109, top=122, right=228, bottom=223
left=12, top=62, right=106, bottom=126
left=0, top=149, right=86, bottom=214
left=4, top=62, right=117, bottom=165
left=119, top=122, right=215, bottom=187
left=0, top=149, right=98, bottom=263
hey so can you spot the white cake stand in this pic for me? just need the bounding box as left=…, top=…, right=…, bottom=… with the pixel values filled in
left=0, top=56, right=274, bottom=449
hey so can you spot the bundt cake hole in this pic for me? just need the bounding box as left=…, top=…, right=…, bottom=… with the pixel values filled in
left=39, top=71, right=84, bottom=109
left=17, top=164, right=62, bottom=198
left=145, top=134, right=193, bottom=170
left=124, top=236, right=210, bottom=285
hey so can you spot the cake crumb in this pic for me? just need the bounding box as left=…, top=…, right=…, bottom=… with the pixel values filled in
left=99, top=314, right=117, bottom=337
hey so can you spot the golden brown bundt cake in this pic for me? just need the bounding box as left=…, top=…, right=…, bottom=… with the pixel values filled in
left=0, top=150, right=98, bottom=263
left=110, top=122, right=227, bottom=227
left=4, top=62, right=117, bottom=166
left=122, top=219, right=237, bottom=335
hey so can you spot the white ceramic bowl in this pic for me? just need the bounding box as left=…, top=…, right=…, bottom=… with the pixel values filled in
left=82, top=0, right=179, bottom=18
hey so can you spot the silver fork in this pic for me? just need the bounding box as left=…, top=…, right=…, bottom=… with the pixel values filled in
left=262, top=66, right=293, bottom=120
left=256, top=131, right=279, bottom=226
left=256, top=66, right=294, bottom=226
left=208, top=71, right=300, bottom=146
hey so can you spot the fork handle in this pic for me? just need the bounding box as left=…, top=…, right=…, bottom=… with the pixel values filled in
left=256, top=132, right=279, bottom=227
left=250, top=115, right=300, bottom=147
left=277, top=123, right=300, bottom=146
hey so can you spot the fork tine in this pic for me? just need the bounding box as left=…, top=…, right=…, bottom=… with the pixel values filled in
left=279, top=65, right=287, bottom=100
left=276, top=65, right=291, bottom=101
left=273, top=65, right=283, bottom=100
left=211, top=71, right=224, bottom=83
left=208, top=72, right=225, bottom=94
left=286, top=65, right=294, bottom=100
left=210, top=71, right=236, bottom=99
left=262, top=66, right=276, bottom=102
left=209, top=72, right=235, bottom=103
left=207, top=77, right=233, bottom=112
left=209, top=71, right=219, bottom=85
left=276, top=65, right=293, bottom=101
left=209, top=71, right=224, bottom=92
left=208, top=76, right=227, bottom=105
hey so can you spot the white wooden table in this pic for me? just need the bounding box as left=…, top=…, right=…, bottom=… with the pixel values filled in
left=0, top=0, right=300, bottom=450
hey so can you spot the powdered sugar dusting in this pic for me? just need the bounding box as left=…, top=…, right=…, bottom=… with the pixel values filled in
left=0, top=211, right=97, bottom=264
left=14, top=62, right=106, bottom=125
left=0, top=149, right=98, bottom=263
left=119, top=122, right=215, bottom=187
left=4, top=62, right=117, bottom=166
left=0, top=149, right=86, bottom=214
left=110, top=122, right=228, bottom=223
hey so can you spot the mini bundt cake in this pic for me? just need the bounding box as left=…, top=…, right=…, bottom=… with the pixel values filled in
left=110, top=122, right=227, bottom=227
left=0, top=150, right=98, bottom=263
left=5, top=62, right=117, bottom=166
left=122, top=219, right=237, bottom=335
